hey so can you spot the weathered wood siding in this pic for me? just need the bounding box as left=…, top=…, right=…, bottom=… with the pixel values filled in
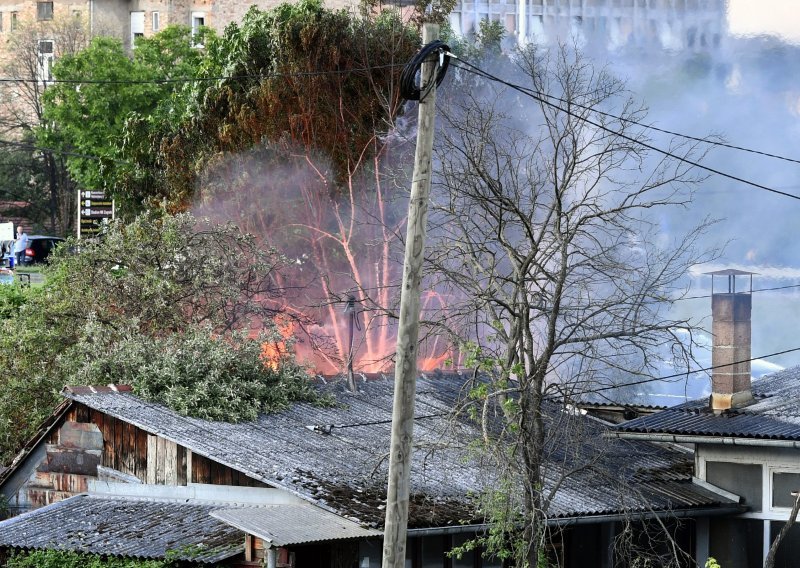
left=190, top=453, right=266, bottom=487
left=9, top=421, right=102, bottom=512
left=68, top=404, right=151, bottom=482
left=68, top=402, right=266, bottom=488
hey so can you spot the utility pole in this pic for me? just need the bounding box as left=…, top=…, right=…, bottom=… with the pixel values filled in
left=345, top=295, right=357, bottom=392
left=382, top=22, right=442, bottom=568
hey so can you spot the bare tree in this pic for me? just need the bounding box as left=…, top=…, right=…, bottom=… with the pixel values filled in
left=0, top=14, right=110, bottom=233
left=765, top=491, right=800, bottom=568
left=424, top=44, right=719, bottom=566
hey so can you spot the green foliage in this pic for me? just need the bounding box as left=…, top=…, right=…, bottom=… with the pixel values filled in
left=0, top=282, right=31, bottom=319
left=448, top=478, right=530, bottom=566
left=705, top=558, right=722, bottom=568
left=7, top=550, right=170, bottom=568
left=0, top=142, right=54, bottom=231
left=65, top=321, right=325, bottom=422
left=476, top=19, right=505, bottom=54
left=118, top=0, right=420, bottom=211
left=42, top=212, right=283, bottom=335
left=0, top=213, right=319, bottom=463
left=39, top=27, right=210, bottom=194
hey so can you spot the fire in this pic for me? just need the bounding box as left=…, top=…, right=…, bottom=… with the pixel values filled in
left=261, top=315, right=295, bottom=370
left=196, top=144, right=467, bottom=377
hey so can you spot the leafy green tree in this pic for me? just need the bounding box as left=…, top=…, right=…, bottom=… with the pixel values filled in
left=0, top=15, right=92, bottom=234
left=0, top=213, right=317, bottom=464
left=64, top=321, right=322, bottom=422
left=39, top=27, right=209, bottom=193
left=117, top=0, right=420, bottom=211
left=0, top=141, right=55, bottom=232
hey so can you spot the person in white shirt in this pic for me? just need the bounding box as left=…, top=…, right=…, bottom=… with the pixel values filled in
left=13, top=226, right=28, bottom=266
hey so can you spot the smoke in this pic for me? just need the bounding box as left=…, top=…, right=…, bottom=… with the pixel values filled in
left=188, top=1, right=800, bottom=386
left=519, top=1, right=800, bottom=375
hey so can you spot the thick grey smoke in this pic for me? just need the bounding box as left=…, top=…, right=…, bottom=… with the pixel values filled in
left=511, top=1, right=800, bottom=388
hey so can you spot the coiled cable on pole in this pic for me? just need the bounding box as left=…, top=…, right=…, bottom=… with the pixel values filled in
left=400, top=40, right=451, bottom=101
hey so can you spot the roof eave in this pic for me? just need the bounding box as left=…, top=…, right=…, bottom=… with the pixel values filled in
left=607, top=430, right=800, bottom=448
left=0, top=399, right=73, bottom=489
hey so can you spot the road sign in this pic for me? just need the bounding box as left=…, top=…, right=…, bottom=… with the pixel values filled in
left=77, top=190, right=114, bottom=238
left=81, top=190, right=106, bottom=199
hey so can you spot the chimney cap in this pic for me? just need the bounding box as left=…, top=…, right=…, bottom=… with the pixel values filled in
left=704, top=268, right=758, bottom=276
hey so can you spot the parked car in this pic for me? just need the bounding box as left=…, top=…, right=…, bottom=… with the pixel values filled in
left=1, top=236, right=65, bottom=267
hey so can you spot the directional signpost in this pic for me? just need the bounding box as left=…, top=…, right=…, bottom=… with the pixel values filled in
left=77, top=190, right=114, bottom=238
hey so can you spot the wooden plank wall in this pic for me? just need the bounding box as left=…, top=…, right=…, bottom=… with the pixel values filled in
left=68, top=404, right=151, bottom=482
left=68, top=403, right=266, bottom=488
left=190, top=453, right=267, bottom=487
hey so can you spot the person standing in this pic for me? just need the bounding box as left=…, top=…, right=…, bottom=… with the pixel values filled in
left=13, top=226, right=28, bottom=267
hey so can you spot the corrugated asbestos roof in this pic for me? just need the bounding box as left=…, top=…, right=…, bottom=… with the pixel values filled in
left=58, top=372, right=737, bottom=526
left=0, top=494, right=243, bottom=563
left=211, top=503, right=381, bottom=546
left=616, top=366, right=800, bottom=440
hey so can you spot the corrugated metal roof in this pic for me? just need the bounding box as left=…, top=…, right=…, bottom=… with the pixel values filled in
left=211, top=504, right=381, bottom=546
left=0, top=494, right=243, bottom=563
left=616, top=366, right=800, bottom=440
left=59, top=373, right=737, bottom=527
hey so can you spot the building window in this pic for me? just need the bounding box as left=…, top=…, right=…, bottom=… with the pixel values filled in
left=191, top=11, right=205, bottom=46
left=772, top=471, right=800, bottom=509
left=706, top=461, right=763, bottom=511
left=11, top=11, right=18, bottom=30
left=152, top=11, right=160, bottom=32
left=130, top=11, right=145, bottom=46
left=37, top=39, right=54, bottom=83
left=37, top=1, right=54, bottom=21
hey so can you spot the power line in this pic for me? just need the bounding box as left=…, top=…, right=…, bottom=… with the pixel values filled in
left=414, top=283, right=800, bottom=312
left=516, top=80, right=800, bottom=166
left=307, top=343, right=800, bottom=425
left=306, top=411, right=446, bottom=433
left=0, top=139, right=129, bottom=164
left=0, top=63, right=402, bottom=86
left=449, top=57, right=800, bottom=202
left=585, top=345, right=800, bottom=394
left=670, top=283, right=800, bottom=302
left=7, top=58, right=799, bottom=168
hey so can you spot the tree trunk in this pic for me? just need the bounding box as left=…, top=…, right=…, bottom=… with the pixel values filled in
left=45, top=152, right=59, bottom=234
left=765, top=491, right=800, bottom=568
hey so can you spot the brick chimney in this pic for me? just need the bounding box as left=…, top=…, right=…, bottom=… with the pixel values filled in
left=708, top=269, right=755, bottom=412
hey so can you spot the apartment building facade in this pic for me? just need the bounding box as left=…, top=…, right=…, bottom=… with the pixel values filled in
left=0, top=0, right=357, bottom=56
left=448, top=0, right=726, bottom=53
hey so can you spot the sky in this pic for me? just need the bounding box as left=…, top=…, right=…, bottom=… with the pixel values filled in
left=728, top=0, right=800, bottom=43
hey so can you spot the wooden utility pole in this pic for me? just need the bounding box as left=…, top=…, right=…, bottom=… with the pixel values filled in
left=382, top=22, right=441, bottom=568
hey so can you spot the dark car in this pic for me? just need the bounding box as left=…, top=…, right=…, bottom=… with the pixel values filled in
left=16, top=236, right=65, bottom=266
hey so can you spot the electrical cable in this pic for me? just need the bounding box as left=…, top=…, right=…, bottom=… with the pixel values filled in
left=415, top=283, right=800, bottom=312
left=400, top=40, right=451, bottom=101
left=583, top=345, right=800, bottom=395
left=520, top=82, right=800, bottom=166
left=449, top=57, right=800, bottom=202
left=0, top=63, right=403, bottom=86
left=307, top=343, right=800, bottom=425
left=0, top=139, right=130, bottom=164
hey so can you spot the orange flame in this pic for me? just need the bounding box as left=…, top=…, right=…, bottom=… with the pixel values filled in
left=261, top=315, right=295, bottom=370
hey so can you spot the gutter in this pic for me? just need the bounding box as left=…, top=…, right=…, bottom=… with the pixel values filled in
left=405, top=503, right=745, bottom=536
left=546, top=504, right=746, bottom=528
left=607, top=431, right=800, bottom=449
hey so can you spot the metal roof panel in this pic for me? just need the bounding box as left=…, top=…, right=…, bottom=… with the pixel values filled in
left=0, top=494, right=243, bottom=563
left=211, top=504, right=381, bottom=546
